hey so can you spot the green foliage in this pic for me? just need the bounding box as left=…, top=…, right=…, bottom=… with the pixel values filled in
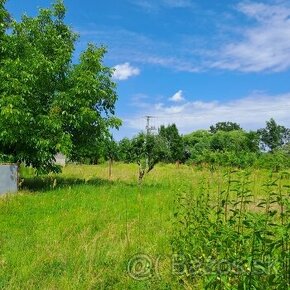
left=183, top=130, right=211, bottom=163
left=184, top=130, right=260, bottom=168
left=0, top=164, right=289, bottom=288
left=173, top=169, right=290, bottom=289
left=118, top=137, right=132, bottom=163
left=258, top=118, right=290, bottom=152
left=0, top=1, right=120, bottom=173
left=130, top=132, right=169, bottom=182
left=159, top=124, right=185, bottom=163
left=0, top=0, right=10, bottom=36
left=183, top=123, right=290, bottom=170
left=255, top=150, right=290, bottom=172
left=117, top=121, right=289, bottom=171
left=102, top=137, right=119, bottom=161
left=183, top=129, right=212, bottom=146
left=209, top=121, right=242, bottom=133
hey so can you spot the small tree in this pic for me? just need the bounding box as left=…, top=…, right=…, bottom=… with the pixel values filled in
left=159, top=124, right=184, bottom=164
left=258, top=118, right=289, bottom=152
left=103, top=137, right=118, bottom=179
left=130, top=132, right=168, bottom=183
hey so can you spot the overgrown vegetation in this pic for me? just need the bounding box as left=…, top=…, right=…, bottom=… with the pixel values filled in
left=110, top=119, right=290, bottom=174
left=0, top=164, right=289, bottom=289
left=0, top=1, right=290, bottom=289
left=172, top=169, right=290, bottom=289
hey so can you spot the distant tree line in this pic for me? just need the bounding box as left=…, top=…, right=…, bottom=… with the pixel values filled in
left=97, top=119, right=290, bottom=174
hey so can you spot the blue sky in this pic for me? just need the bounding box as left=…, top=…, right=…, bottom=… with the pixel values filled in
left=6, top=0, right=290, bottom=139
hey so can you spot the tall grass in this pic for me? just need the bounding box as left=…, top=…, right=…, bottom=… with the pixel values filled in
left=172, top=168, right=290, bottom=289
left=1, top=164, right=177, bottom=289
left=0, top=163, right=289, bottom=289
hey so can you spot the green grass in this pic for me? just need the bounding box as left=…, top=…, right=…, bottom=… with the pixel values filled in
left=0, top=164, right=178, bottom=289
left=0, top=164, right=289, bottom=289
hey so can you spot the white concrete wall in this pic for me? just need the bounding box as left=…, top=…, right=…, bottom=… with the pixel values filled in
left=0, top=164, right=18, bottom=195
left=55, top=153, right=66, bottom=167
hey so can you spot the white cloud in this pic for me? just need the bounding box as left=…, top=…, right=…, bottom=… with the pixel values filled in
left=212, top=1, right=290, bottom=72
left=130, top=94, right=151, bottom=108
left=77, top=28, right=200, bottom=72
left=130, top=0, right=193, bottom=11
left=145, top=56, right=200, bottom=72
left=113, top=62, right=140, bottom=80
left=169, top=90, right=185, bottom=102
left=130, top=0, right=156, bottom=12
left=125, top=92, right=290, bottom=134
left=79, top=1, right=290, bottom=74
left=162, top=0, right=193, bottom=8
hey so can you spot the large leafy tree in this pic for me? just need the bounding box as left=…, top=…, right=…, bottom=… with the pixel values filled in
left=258, top=118, right=289, bottom=152
left=210, top=130, right=258, bottom=153
left=183, top=129, right=259, bottom=167
left=0, top=0, right=9, bottom=38
left=183, top=130, right=212, bottom=163
left=0, top=1, right=120, bottom=172
left=159, top=124, right=184, bottom=163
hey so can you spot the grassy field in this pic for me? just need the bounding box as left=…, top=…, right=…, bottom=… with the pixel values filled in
left=0, top=163, right=289, bottom=289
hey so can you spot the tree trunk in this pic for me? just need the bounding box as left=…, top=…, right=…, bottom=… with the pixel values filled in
left=108, top=158, right=113, bottom=179
left=138, top=167, right=145, bottom=185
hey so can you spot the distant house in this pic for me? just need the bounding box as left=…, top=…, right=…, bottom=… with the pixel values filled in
left=55, top=153, right=66, bottom=167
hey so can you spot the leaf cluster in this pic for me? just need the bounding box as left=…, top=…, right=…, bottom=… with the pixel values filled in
left=0, top=1, right=120, bottom=173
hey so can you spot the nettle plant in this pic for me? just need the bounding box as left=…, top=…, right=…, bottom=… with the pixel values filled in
left=172, top=168, right=290, bottom=289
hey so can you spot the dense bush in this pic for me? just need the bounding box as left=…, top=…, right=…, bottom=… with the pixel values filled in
left=255, top=150, right=290, bottom=171
left=172, top=170, right=290, bottom=289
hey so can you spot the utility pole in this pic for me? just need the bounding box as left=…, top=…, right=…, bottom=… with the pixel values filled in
left=145, top=115, right=156, bottom=135
left=143, top=116, right=156, bottom=173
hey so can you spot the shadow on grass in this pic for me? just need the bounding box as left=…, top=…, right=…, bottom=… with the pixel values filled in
left=21, top=176, right=170, bottom=193
left=21, top=176, right=115, bottom=192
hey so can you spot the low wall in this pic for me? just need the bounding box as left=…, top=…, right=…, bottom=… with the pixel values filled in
left=0, top=164, right=18, bottom=195
left=55, top=153, right=66, bottom=167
